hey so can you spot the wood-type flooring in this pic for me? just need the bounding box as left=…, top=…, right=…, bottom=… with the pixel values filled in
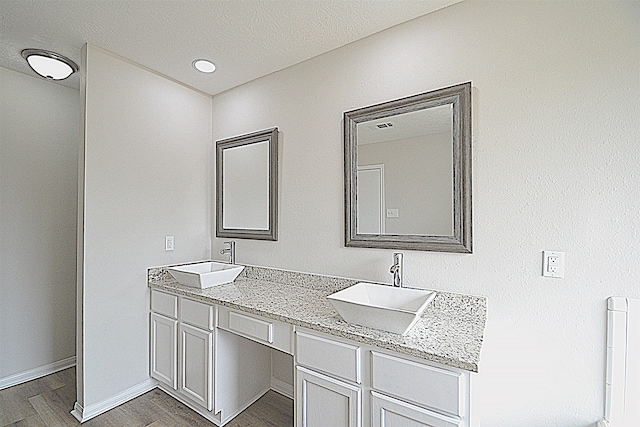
left=0, top=367, right=293, bottom=426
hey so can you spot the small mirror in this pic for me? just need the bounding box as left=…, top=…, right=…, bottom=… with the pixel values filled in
left=216, top=127, right=278, bottom=241
left=344, top=82, right=471, bottom=253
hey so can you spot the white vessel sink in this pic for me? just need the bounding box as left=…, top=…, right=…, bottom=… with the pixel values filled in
left=327, top=282, right=436, bottom=335
left=168, top=262, right=244, bottom=289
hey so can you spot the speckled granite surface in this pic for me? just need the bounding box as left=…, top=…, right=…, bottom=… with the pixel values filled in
left=148, top=264, right=486, bottom=372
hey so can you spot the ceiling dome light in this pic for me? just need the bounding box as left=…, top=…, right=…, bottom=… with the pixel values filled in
left=192, top=59, right=216, bottom=73
left=21, top=49, right=79, bottom=80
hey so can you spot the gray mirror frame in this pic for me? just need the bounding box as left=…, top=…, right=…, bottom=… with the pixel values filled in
left=216, top=127, right=278, bottom=241
left=344, top=82, right=472, bottom=253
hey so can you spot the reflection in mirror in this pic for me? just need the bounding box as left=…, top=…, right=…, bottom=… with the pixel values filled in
left=222, top=141, right=269, bottom=230
left=356, top=105, right=454, bottom=236
left=216, top=128, right=278, bottom=241
left=345, top=82, right=471, bottom=253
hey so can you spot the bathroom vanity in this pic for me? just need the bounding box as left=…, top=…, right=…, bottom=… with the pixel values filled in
left=148, top=264, right=486, bottom=427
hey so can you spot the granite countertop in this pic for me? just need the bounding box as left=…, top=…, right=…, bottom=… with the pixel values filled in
left=148, top=264, right=486, bottom=372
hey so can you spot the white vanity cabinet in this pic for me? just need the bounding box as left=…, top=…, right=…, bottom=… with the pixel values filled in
left=150, top=290, right=215, bottom=411
left=297, top=366, right=362, bottom=427
left=218, top=305, right=292, bottom=354
left=370, top=352, right=467, bottom=427
left=295, top=328, right=470, bottom=427
left=150, top=290, right=276, bottom=426
left=150, top=285, right=477, bottom=427
left=371, top=392, right=462, bottom=427
left=150, top=290, right=178, bottom=390
left=178, top=297, right=215, bottom=411
left=295, top=329, right=363, bottom=427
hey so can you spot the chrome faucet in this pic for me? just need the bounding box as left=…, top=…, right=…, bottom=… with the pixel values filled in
left=220, top=241, right=236, bottom=264
left=390, top=252, right=403, bottom=287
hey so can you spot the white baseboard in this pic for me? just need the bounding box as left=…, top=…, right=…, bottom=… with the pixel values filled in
left=71, top=378, right=156, bottom=422
left=0, top=356, right=76, bottom=390
left=70, top=402, right=84, bottom=422
left=270, top=377, right=294, bottom=399
left=68, top=376, right=292, bottom=424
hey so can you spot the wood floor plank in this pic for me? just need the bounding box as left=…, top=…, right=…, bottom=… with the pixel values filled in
left=146, top=390, right=214, bottom=426
left=1, top=368, right=293, bottom=427
left=2, top=414, right=47, bottom=427
left=81, top=410, right=122, bottom=427
left=49, top=385, right=75, bottom=411
left=34, top=374, right=65, bottom=393
left=226, top=391, right=293, bottom=427
left=0, top=390, right=38, bottom=426
left=50, top=370, right=74, bottom=392
left=28, top=393, right=77, bottom=427
left=113, top=393, right=162, bottom=427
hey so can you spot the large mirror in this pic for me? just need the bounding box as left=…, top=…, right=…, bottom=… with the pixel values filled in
left=344, top=82, right=471, bottom=253
left=216, top=127, right=278, bottom=241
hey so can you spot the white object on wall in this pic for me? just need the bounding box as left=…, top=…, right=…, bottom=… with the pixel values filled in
left=605, top=297, right=640, bottom=426
left=542, top=250, right=565, bottom=278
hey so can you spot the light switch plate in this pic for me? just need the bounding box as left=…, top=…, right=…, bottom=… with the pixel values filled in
left=543, top=250, right=564, bottom=278
left=165, top=235, right=175, bottom=251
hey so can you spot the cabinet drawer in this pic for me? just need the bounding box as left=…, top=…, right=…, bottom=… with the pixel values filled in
left=372, top=391, right=461, bottom=427
left=180, top=297, right=215, bottom=330
left=296, top=330, right=361, bottom=384
left=230, top=311, right=273, bottom=342
left=218, top=306, right=292, bottom=354
left=371, top=351, right=463, bottom=417
left=151, top=290, right=178, bottom=319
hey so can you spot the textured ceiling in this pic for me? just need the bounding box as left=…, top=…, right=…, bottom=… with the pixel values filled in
left=358, top=105, right=453, bottom=145
left=0, top=0, right=460, bottom=95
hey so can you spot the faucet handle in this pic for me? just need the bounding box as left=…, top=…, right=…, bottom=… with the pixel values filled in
left=391, top=252, right=403, bottom=287
left=221, top=241, right=236, bottom=264
left=220, top=241, right=232, bottom=254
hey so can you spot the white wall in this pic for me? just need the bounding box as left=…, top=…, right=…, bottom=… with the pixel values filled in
left=0, top=67, right=78, bottom=382
left=271, top=349, right=294, bottom=391
left=78, top=45, right=211, bottom=408
left=358, top=132, right=453, bottom=235
left=211, top=2, right=640, bottom=425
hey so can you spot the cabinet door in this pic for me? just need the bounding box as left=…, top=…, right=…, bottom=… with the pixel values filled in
left=150, top=312, right=177, bottom=389
left=179, top=322, right=213, bottom=411
left=372, top=351, right=463, bottom=418
left=372, top=391, right=462, bottom=427
left=296, top=366, right=361, bottom=427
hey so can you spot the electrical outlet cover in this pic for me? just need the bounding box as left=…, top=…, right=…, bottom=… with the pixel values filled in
left=543, top=250, right=565, bottom=278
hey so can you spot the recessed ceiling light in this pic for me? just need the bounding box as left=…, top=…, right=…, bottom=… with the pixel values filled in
left=21, top=49, right=78, bottom=80
left=192, top=59, right=216, bottom=73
